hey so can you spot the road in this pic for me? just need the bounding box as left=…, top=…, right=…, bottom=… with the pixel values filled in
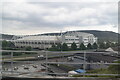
left=1, top=50, right=119, bottom=78
left=1, top=50, right=118, bottom=62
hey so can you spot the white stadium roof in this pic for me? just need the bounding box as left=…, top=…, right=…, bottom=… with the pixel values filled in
left=13, top=32, right=96, bottom=42
left=64, top=32, right=94, bottom=37
left=16, top=36, right=61, bottom=41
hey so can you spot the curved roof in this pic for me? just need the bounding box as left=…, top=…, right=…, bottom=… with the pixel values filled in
left=13, top=32, right=96, bottom=41
left=16, top=36, right=61, bottom=41
left=64, top=31, right=94, bottom=37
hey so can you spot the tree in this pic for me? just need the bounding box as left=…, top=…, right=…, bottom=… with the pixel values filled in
left=105, top=42, right=111, bottom=48
left=87, top=43, right=92, bottom=49
left=56, top=43, right=62, bottom=51
left=2, top=40, right=15, bottom=49
left=111, top=43, right=116, bottom=47
left=8, top=41, right=15, bottom=47
left=62, top=43, right=68, bottom=51
left=92, top=43, right=98, bottom=49
left=25, top=46, right=32, bottom=51
left=71, top=42, right=77, bottom=50
left=2, top=40, right=8, bottom=48
left=99, top=42, right=106, bottom=49
left=79, top=43, right=86, bottom=50
left=49, top=44, right=57, bottom=51
left=0, top=40, right=15, bottom=50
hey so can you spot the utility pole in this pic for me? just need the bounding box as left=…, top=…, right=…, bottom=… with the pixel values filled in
left=11, top=52, right=13, bottom=74
left=83, top=51, right=86, bottom=77
left=44, top=41, right=48, bottom=75
left=60, top=30, right=63, bottom=60
left=83, top=51, right=86, bottom=70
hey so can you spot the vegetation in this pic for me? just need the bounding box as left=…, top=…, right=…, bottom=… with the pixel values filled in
left=62, top=43, right=69, bottom=51
left=80, top=30, right=119, bottom=42
left=1, top=40, right=35, bottom=56
left=99, top=42, right=106, bottom=49
left=49, top=42, right=111, bottom=51
left=1, top=52, right=22, bottom=56
left=48, top=44, right=57, bottom=51
left=98, top=41, right=118, bottom=49
left=2, top=40, right=118, bottom=51
left=2, top=40, right=15, bottom=48
left=87, top=43, right=92, bottom=49
left=49, top=43, right=69, bottom=51
left=1, top=30, right=119, bottom=42
left=72, top=63, right=120, bottom=78
left=1, top=34, right=14, bottom=40
left=79, top=43, right=86, bottom=50
left=85, top=61, right=120, bottom=77
left=105, top=42, right=111, bottom=48
left=72, top=74, right=118, bottom=78
left=25, top=46, right=32, bottom=51
left=1, top=40, right=34, bottom=51
left=1, top=52, right=37, bottom=56
left=71, top=42, right=77, bottom=50
left=51, top=60, right=120, bottom=78
left=56, top=43, right=62, bottom=51
left=92, top=43, right=98, bottom=49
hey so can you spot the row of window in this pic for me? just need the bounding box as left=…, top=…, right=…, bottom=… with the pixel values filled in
left=15, top=41, right=57, bottom=45
left=65, top=38, right=96, bottom=41
left=65, top=39, right=79, bottom=40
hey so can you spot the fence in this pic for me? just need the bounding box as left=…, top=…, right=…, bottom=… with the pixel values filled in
left=0, top=50, right=119, bottom=78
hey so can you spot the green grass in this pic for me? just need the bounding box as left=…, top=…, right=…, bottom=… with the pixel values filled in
left=72, top=75, right=119, bottom=78
left=72, top=66, right=120, bottom=78
left=72, top=68, right=119, bottom=78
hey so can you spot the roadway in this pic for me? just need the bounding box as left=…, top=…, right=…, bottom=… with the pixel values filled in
left=1, top=50, right=118, bottom=62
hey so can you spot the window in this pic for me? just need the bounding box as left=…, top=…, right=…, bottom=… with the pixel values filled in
left=35, top=42, right=37, bottom=44
left=32, top=42, right=34, bottom=44
left=38, top=42, right=41, bottom=44
left=65, top=39, right=68, bottom=40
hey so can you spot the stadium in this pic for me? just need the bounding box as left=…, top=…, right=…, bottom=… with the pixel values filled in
left=12, top=31, right=97, bottom=49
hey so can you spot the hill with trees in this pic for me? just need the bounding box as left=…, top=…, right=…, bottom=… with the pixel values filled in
left=1, top=30, right=119, bottom=42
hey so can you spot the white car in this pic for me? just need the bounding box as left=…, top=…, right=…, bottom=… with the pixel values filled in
left=37, top=55, right=45, bottom=59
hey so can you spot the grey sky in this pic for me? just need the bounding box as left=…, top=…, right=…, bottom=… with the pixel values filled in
left=1, top=0, right=119, bottom=35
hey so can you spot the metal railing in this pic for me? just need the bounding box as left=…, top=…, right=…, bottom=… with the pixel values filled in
left=1, top=50, right=119, bottom=77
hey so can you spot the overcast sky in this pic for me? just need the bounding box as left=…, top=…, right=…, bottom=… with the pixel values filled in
left=1, top=0, right=119, bottom=35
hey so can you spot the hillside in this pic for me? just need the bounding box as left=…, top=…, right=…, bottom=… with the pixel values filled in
left=78, top=30, right=119, bottom=42
left=1, top=30, right=119, bottom=42
left=0, top=34, right=14, bottom=40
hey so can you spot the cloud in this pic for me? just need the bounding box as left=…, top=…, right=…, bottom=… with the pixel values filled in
left=63, top=24, right=118, bottom=33
left=1, top=1, right=118, bottom=35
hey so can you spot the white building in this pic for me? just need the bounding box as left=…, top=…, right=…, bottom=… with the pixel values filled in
left=12, top=31, right=97, bottom=49
left=62, top=31, right=97, bottom=47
